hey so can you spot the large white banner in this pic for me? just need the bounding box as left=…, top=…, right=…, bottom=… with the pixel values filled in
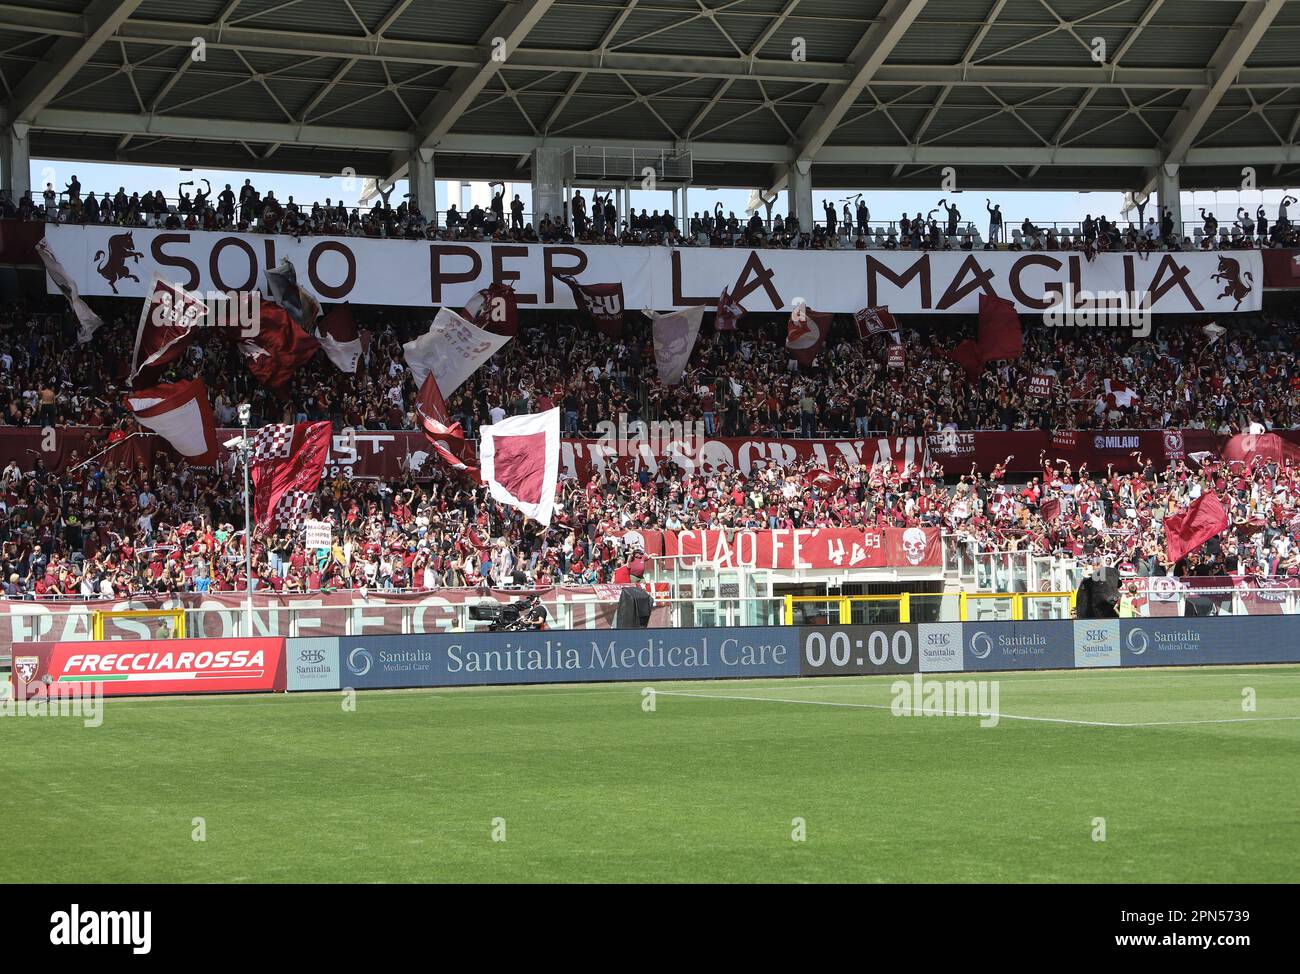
left=41, top=224, right=1263, bottom=315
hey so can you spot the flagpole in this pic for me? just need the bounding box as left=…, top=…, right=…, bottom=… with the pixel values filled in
left=239, top=403, right=254, bottom=637
left=67, top=431, right=149, bottom=473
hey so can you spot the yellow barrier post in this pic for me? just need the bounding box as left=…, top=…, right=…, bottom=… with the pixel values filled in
left=784, top=594, right=793, bottom=625
left=959, top=591, right=968, bottom=621
left=839, top=598, right=851, bottom=624
left=899, top=592, right=911, bottom=623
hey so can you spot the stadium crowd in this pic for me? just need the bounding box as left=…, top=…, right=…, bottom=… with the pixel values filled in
left=0, top=292, right=1298, bottom=598
left=4, top=176, right=1299, bottom=251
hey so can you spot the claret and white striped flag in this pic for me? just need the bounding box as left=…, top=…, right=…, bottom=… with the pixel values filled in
left=125, top=379, right=219, bottom=467
left=415, top=373, right=478, bottom=474
left=480, top=407, right=560, bottom=526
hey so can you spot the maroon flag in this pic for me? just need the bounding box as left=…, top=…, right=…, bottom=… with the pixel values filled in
left=855, top=306, right=899, bottom=343
left=559, top=276, right=625, bottom=336
left=804, top=469, right=844, bottom=492
left=715, top=287, right=746, bottom=332
left=130, top=273, right=207, bottom=387
left=947, top=339, right=984, bottom=380
left=786, top=303, right=831, bottom=367
left=249, top=421, right=332, bottom=528
left=1165, top=492, right=1229, bottom=564
left=1040, top=497, right=1061, bottom=524
left=978, top=293, right=1022, bottom=361
left=125, top=379, right=219, bottom=467
left=316, top=303, right=362, bottom=374
left=1221, top=433, right=1300, bottom=467
left=240, top=301, right=321, bottom=395
left=463, top=282, right=519, bottom=337
left=266, top=258, right=320, bottom=329
left=415, top=373, right=478, bottom=474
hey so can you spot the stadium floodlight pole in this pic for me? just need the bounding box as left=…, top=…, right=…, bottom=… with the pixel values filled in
left=239, top=403, right=253, bottom=637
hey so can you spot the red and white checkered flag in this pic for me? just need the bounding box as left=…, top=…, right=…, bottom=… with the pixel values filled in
left=273, top=489, right=316, bottom=529
left=250, top=423, right=294, bottom=461
left=249, top=421, right=332, bottom=528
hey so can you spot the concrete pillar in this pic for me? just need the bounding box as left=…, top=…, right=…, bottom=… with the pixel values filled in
left=1, top=123, right=31, bottom=199
left=682, top=183, right=690, bottom=227
left=531, top=146, right=565, bottom=229
left=1158, top=163, right=1182, bottom=239
left=408, top=147, right=435, bottom=224
left=790, top=159, right=814, bottom=232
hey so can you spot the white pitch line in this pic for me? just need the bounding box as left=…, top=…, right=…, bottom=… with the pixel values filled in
left=649, top=689, right=1300, bottom=728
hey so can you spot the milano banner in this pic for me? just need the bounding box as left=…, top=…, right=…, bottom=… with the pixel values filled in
left=41, top=225, right=1262, bottom=315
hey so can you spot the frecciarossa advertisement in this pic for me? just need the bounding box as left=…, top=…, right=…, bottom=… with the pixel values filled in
left=10, top=638, right=287, bottom=695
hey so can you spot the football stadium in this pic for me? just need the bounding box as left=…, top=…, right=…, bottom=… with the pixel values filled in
left=0, top=0, right=1298, bottom=916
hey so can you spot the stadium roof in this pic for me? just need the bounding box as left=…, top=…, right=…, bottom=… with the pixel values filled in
left=2, top=0, right=1300, bottom=193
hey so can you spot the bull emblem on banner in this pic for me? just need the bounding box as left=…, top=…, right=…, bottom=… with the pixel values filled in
left=93, top=231, right=143, bottom=294
left=1211, top=256, right=1253, bottom=311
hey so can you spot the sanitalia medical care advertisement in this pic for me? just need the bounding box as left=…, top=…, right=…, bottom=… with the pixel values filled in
left=1120, top=617, right=1300, bottom=667
left=327, top=626, right=799, bottom=690
left=959, top=621, right=1076, bottom=672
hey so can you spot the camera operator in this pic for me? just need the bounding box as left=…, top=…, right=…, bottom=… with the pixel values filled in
left=519, top=595, right=548, bottom=631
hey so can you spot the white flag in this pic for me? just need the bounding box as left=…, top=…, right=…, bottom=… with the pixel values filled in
left=36, top=238, right=103, bottom=344
left=649, top=306, right=705, bottom=385
left=403, top=307, right=511, bottom=396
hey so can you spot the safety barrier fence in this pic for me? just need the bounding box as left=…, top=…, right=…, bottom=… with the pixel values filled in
left=11, top=616, right=1299, bottom=697
left=6, top=583, right=1300, bottom=669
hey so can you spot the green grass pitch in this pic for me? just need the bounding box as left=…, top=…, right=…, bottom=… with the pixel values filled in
left=2, top=666, right=1298, bottom=883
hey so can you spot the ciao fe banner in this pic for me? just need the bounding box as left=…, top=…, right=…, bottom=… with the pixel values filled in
left=42, top=225, right=1263, bottom=315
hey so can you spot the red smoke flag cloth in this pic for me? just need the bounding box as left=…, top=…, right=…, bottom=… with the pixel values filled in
left=249, top=421, right=332, bottom=528
left=415, top=373, right=478, bottom=474
left=125, top=379, right=219, bottom=467
left=463, top=282, right=519, bottom=337
left=804, top=469, right=845, bottom=492
left=1103, top=378, right=1139, bottom=409
left=977, top=293, right=1022, bottom=361
left=239, top=301, right=321, bottom=396
left=715, top=287, right=746, bottom=331
left=403, top=307, right=511, bottom=396
left=947, top=339, right=985, bottom=380
left=650, top=306, right=706, bottom=385
left=1040, top=497, right=1062, bottom=524
left=36, top=238, right=102, bottom=345
left=316, top=303, right=363, bottom=374
left=480, top=407, right=561, bottom=526
left=558, top=275, right=625, bottom=337
left=786, top=301, right=831, bottom=367
left=1221, top=432, right=1300, bottom=467
left=266, top=257, right=321, bottom=328
left=1165, top=492, right=1230, bottom=564
left=854, top=306, right=900, bottom=343
left=129, top=272, right=208, bottom=387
